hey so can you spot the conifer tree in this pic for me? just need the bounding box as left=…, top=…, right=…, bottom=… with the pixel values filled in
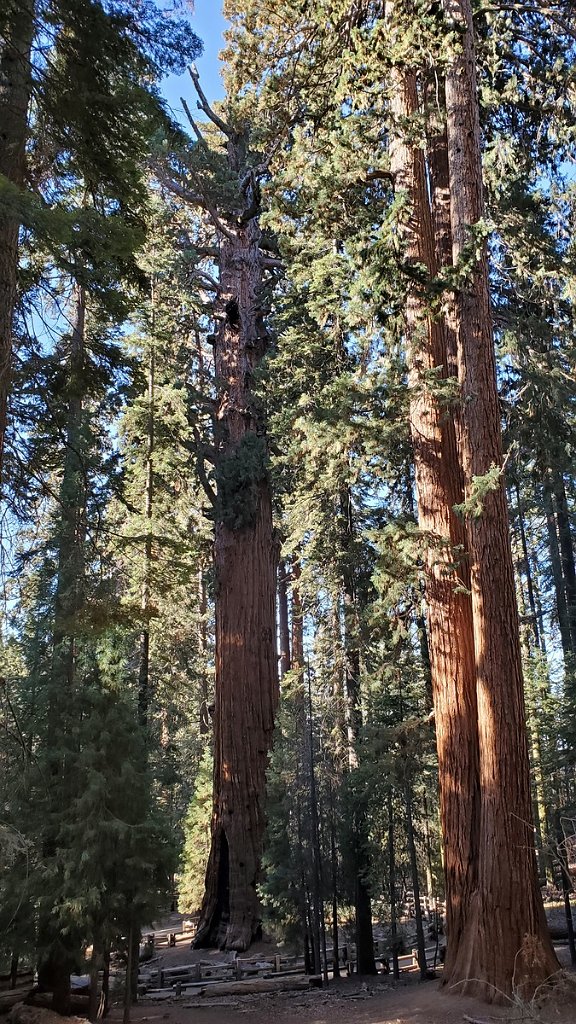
left=160, top=74, right=281, bottom=950
left=0, top=0, right=201, bottom=492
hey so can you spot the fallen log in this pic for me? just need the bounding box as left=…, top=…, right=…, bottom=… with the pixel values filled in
left=199, top=977, right=311, bottom=997
left=184, top=1002, right=240, bottom=1009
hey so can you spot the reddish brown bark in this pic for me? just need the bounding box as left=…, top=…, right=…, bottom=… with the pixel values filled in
left=194, top=138, right=279, bottom=952
left=442, top=0, right=558, bottom=998
left=0, top=0, right=34, bottom=486
left=387, top=49, right=480, bottom=973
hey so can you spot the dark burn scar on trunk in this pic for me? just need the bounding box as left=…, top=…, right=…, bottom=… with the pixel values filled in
left=225, top=297, right=240, bottom=330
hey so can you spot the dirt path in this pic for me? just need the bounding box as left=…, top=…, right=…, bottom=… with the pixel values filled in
left=113, top=972, right=576, bottom=1024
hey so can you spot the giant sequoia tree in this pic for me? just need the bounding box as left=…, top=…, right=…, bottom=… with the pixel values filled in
left=439, top=0, right=557, bottom=994
left=162, top=76, right=280, bottom=950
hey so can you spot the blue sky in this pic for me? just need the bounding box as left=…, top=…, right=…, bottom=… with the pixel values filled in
left=161, top=4, right=228, bottom=125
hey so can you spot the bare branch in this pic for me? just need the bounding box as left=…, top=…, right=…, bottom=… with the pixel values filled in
left=365, top=169, right=395, bottom=186
left=190, top=422, right=218, bottom=506
left=194, top=269, right=221, bottom=293
left=151, top=164, right=203, bottom=205
left=181, top=96, right=207, bottom=145
left=155, top=168, right=237, bottom=242
left=189, top=64, right=233, bottom=137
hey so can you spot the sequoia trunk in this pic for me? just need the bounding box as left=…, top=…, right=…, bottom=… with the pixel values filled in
left=194, top=137, right=279, bottom=951
left=386, top=47, right=480, bottom=973
left=442, top=0, right=558, bottom=997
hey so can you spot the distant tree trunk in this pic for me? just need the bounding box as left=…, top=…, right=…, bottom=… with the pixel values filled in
left=88, top=939, right=103, bottom=1023
left=543, top=482, right=573, bottom=665
left=38, top=284, right=88, bottom=1015
left=552, top=473, right=576, bottom=653
left=404, top=779, right=428, bottom=980
left=101, top=944, right=110, bottom=1018
left=511, top=484, right=552, bottom=882
left=555, top=812, right=576, bottom=967
left=339, top=487, right=376, bottom=975
left=514, top=481, right=542, bottom=650
left=328, top=784, right=340, bottom=978
left=387, top=789, right=400, bottom=980
left=122, top=920, right=135, bottom=1024
left=194, top=133, right=278, bottom=952
left=0, top=0, right=34, bottom=486
left=138, top=304, right=155, bottom=730
left=386, top=36, right=480, bottom=975
left=291, top=555, right=304, bottom=679
left=442, top=0, right=558, bottom=997
left=51, top=284, right=88, bottom=695
left=278, top=560, right=291, bottom=679
left=307, top=670, right=328, bottom=984
left=198, top=568, right=210, bottom=734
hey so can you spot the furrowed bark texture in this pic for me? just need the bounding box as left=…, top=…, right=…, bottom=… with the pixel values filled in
left=194, top=144, right=278, bottom=951
left=387, top=56, right=480, bottom=973
left=442, top=0, right=558, bottom=998
left=0, top=0, right=34, bottom=485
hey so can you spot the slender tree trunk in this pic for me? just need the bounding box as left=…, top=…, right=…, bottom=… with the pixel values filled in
left=101, top=944, right=110, bottom=1018
left=198, top=568, right=210, bottom=734
left=404, top=779, right=429, bottom=980
left=291, top=555, right=304, bottom=680
left=194, top=137, right=278, bottom=951
left=38, top=285, right=89, bottom=1015
left=329, top=786, right=340, bottom=978
left=122, top=920, right=134, bottom=1024
left=555, top=813, right=576, bottom=967
left=278, top=560, right=291, bottom=679
left=307, top=666, right=328, bottom=983
left=295, top=790, right=312, bottom=974
left=339, top=488, right=376, bottom=974
left=138, top=315, right=155, bottom=729
left=88, top=939, right=103, bottom=1024
left=553, top=473, right=576, bottom=653
left=387, top=789, right=400, bottom=980
left=544, top=482, right=573, bottom=663
left=386, top=24, right=480, bottom=976
left=442, top=0, right=558, bottom=997
left=515, top=481, right=541, bottom=649
left=0, top=0, right=34, bottom=486
left=9, top=953, right=18, bottom=989
left=512, top=485, right=553, bottom=882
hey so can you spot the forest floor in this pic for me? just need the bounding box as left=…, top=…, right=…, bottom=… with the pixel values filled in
left=120, top=910, right=576, bottom=1024
left=116, top=968, right=576, bottom=1024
